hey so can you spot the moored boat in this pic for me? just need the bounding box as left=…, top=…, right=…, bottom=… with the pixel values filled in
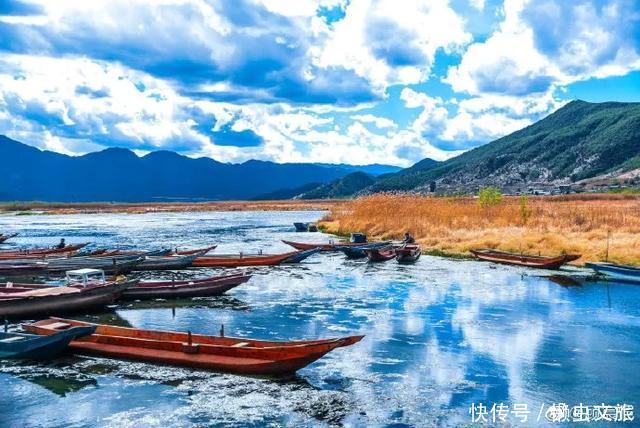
left=293, top=222, right=310, bottom=232
left=0, top=243, right=88, bottom=259
left=121, top=273, right=251, bottom=300
left=193, top=249, right=319, bottom=268
left=133, top=253, right=203, bottom=271
left=470, top=249, right=581, bottom=269
left=585, top=262, right=640, bottom=284
left=0, top=278, right=136, bottom=319
left=395, top=245, right=421, bottom=263
left=24, top=318, right=365, bottom=376
left=336, top=242, right=393, bottom=259
left=0, top=325, right=96, bottom=360
left=365, top=246, right=396, bottom=262
left=0, top=255, right=145, bottom=275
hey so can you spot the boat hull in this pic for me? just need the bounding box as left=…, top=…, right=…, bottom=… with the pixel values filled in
left=396, top=246, right=421, bottom=263
left=193, top=250, right=316, bottom=267
left=586, top=263, right=640, bottom=284
left=470, top=249, right=580, bottom=269
left=121, top=274, right=251, bottom=299
left=0, top=280, right=135, bottom=319
left=0, top=326, right=95, bottom=359
left=366, top=247, right=396, bottom=262
left=133, top=254, right=199, bottom=271
left=24, top=318, right=364, bottom=376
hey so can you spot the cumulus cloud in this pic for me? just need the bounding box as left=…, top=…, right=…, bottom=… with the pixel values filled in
left=447, top=0, right=640, bottom=96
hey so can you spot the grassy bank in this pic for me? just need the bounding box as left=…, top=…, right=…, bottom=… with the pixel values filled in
left=0, top=200, right=342, bottom=215
left=319, top=194, right=640, bottom=265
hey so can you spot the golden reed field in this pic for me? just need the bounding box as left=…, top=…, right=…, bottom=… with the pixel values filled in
left=319, top=193, right=640, bottom=265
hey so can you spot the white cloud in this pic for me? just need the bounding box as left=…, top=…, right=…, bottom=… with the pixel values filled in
left=351, top=114, right=397, bottom=129
left=447, top=0, right=640, bottom=96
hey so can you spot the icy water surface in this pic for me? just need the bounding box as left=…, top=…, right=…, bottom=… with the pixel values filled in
left=0, top=211, right=638, bottom=427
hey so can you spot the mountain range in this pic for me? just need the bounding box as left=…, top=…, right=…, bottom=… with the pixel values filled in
left=0, top=136, right=400, bottom=202
left=1, top=100, right=638, bottom=201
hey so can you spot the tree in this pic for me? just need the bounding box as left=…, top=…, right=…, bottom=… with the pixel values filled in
left=478, top=187, right=503, bottom=208
left=429, top=181, right=436, bottom=193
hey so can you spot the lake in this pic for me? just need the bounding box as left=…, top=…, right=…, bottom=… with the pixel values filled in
left=0, top=211, right=638, bottom=427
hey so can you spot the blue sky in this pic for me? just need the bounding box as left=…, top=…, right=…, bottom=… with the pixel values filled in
left=0, top=0, right=638, bottom=166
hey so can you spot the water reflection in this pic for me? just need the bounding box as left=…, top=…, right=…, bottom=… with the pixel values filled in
left=0, top=211, right=638, bottom=426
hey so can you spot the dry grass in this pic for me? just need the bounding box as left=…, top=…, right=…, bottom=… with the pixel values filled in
left=0, top=200, right=342, bottom=215
left=319, top=194, right=640, bottom=265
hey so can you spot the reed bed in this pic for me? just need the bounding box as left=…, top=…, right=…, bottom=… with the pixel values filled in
left=320, top=194, right=640, bottom=265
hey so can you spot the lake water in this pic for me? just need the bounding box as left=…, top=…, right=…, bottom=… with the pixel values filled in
left=0, top=211, right=638, bottom=427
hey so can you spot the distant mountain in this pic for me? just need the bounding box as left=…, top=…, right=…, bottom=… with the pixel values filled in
left=312, top=163, right=402, bottom=176
left=0, top=136, right=399, bottom=202
left=371, top=100, right=640, bottom=193
left=298, top=172, right=376, bottom=199
left=251, top=182, right=322, bottom=200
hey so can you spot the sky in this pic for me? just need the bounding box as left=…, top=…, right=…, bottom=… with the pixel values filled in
left=0, top=0, right=639, bottom=167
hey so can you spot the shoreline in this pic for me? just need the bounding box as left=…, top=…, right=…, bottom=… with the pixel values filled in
left=319, top=193, right=640, bottom=266
left=0, top=200, right=342, bottom=215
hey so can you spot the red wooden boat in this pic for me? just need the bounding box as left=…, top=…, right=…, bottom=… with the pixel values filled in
left=282, top=240, right=364, bottom=251
left=0, top=280, right=135, bottom=319
left=121, top=273, right=251, bottom=299
left=24, top=318, right=364, bottom=376
left=365, top=246, right=396, bottom=262
left=193, top=249, right=315, bottom=268
left=470, top=249, right=581, bottom=269
left=0, top=243, right=88, bottom=259
left=395, top=245, right=421, bottom=263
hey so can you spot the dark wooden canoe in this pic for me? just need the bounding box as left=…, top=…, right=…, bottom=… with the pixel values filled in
left=0, top=262, right=49, bottom=276
left=396, top=245, right=421, bottom=263
left=282, top=239, right=380, bottom=251
left=336, top=242, right=392, bottom=259
left=365, top=247, right=396, bottom=262
left=133, top=253, right=202, bottom=271
left=0, top=326, right=96, bottom=359
left=121, top=273, right=251, bottom=299
left=0, top=280, right=136, bottom=319
left=293, top=222, right=310, bottom=232
left=193, top=249, right=318, bottom=267
left=18, top=255, right=145, bottom=275
left=470, top=249, right=581, bottom=269
left=586, top=262, right=640, bottom=283
left=24, top=318, right=365, bottom=376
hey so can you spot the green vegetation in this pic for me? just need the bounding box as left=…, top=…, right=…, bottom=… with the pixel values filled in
left=370, top=100, right=640, bottom=192
left=478, top=187, right=503, bottom=208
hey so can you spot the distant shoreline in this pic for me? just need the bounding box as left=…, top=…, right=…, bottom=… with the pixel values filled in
left=0, top=200, right=342, bottom=215
left=319, top=193, right=640, bottom=266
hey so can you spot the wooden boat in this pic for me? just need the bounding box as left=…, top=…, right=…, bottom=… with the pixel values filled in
left=133, top=253, right=202, bottom=271
left=586, top=262, right=640, bottom=284
left=193, top=249, right=319, bottom=268
left=336, top=242, right=392, bottom=259
left=293, top=222, right=311, bottom=232
left=121, top=273, right=251, bottom=300
left=24, top=318, right=365, bottom=376
left=0, top=243, right=88, bottom=257
left=0, top=326, right=96, bottom=359
left=282, top=240, right=379, bottom=252
left=3, top=255, right=146, bottom=275
left=396, top=245, right=421, bottom=263
left=0, top=279, right=136, bottom=319
left=0, top=262, right=50, bottom=276
left=365, top=246, right=396, bottom=262
left=470, top=249, right=581, bottom=269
